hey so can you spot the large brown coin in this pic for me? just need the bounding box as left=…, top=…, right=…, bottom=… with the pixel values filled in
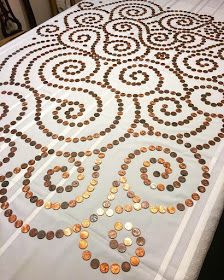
left=111, top=264, right=120, bottom=274
left=46, top=231, right=54, bottom=240
left=121, top=262, right=131, bottom=272
left=109, top=239, right=118, bottom=249
left=82, top=250, right=92, bottom=261
left=100, top=263, right=109, bottom=273
left=90, top=259, right=100, bottom=269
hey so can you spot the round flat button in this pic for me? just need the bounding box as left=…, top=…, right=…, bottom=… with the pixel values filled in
left=90, top=259, right=100, bottom=269
left=124, top=222, right=133, bottom=231
left=106, top=209, right=114, bottom=217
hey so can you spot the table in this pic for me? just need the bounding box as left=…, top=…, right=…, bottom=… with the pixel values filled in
left=0, top=0, right=224, bottom=279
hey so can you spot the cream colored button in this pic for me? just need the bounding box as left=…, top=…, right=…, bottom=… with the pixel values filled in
left=106, top=209, right=114, bottom=217
left=81, top=219, right=90, bottom=228
left=90, top=179, right=97, bottom=186
left=87, top=185, right=95, bottom=192
left=64, top=227, right=72, bottom=236
left=150, top=206, right=159, bottom=213
left=120, top=177, right=127, bottom=183
left=159, top=205, right=166, bottom=214
left=108, top=193, right=115, bottom=200
left=124, top=222, right=133, bottom=231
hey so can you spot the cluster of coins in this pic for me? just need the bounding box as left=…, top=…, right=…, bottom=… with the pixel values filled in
left=79, top=221, right=145, bottom=274
left=21, top=152, right=103, bottom=210
left=0, top=137, right=17, bottom=167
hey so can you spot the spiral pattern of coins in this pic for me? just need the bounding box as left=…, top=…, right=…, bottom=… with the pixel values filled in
left=0, top=0, right=223, bottom=277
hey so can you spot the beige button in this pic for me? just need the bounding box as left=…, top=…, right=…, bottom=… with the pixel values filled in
left=120, top=177, right=127, bottom=183
left=64, top=227, right=72, bottom=236
left=150, top=206, right=159, bottom=213
left=123, top=183, right=130, bottom=191
left=159, top=205, right=166, bottom=214
left=108, top=193, right=115, bottom=200
left=150, top=183, right=157, bottom=189
left=134, top=203, right=141, bottom=211
left=81, top=219, right=90, bottom=228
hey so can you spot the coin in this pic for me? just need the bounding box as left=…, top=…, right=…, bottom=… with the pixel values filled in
left=108, top=230, right=117, bottom=239
left=135, top=247, right=145, bottom=257
left=121, top=261, right=131, bottom=272
left=185, top=199, right=193, bottom=207
left=117, top=243, right=126, bottom=253
left=46, top=231, right=54, bottom=240
left=106, top=209, right=114, bottom=217
left=21, top=224, right=30, bottom=233
left=124, top=222, right=133, bottom=231
left=90, top=259, right=100, bottom=269
left=90, top=214, right=98, bottom=222
left=111, top=263, right=120, bottom=274
left=79, top=239, right=88, bottom=249
left=81, top=219, right=90, bottom=228
left=82, top=250, right=92, bottom=261
left=192, top=193, right=200, bottom=200
left=136, top=236, right=145, bottom=246
left=133, top=203, right=141, bottom=211
left=55, top=229, right=64, bottom=238
left=110, top=239, right=118, bottom=249
left=100, top=263, right=109, bottom=273
left=80, top=230, right=89, bottom=239
left=177, top=203, right=185, bottom=211
left=114, top=222, right=123, bottom=231
left=96, top=208, right=104, bottom=216
left=167, top=206, right=176, bottom=214
left=132, top=228, right=141, bottom=237
left=124, top=237, right=132, bottom=246
left=130, top=256, right=140, bottom=266
left=150, top=183, right=157, bottom=189
left=141, top=201, right=149, bottom=209
left=73, top=224, right=81, bottom=233
left=29, top=228, right=38, bottom=237
left=150, top=206, right=159, bottom=213
left=37, top=230, right=46, bottom=239
left=115, top=205, right=123, bottom=214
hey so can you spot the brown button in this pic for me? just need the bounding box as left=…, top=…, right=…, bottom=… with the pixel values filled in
left=185, top=199, right=193, bottom=207
left=111, top=263, right=120, bottom=274
left=15, top=220, right=23, bottom=228
left=130, top=256, right=140, bottom=266
left=37, top=230, right=46, bottom=239
left=73, top=224, right=81, bottom=233
left=177, top=203, right=185, bottom=211
left=110, top=239, right=118, bottom=249
left=55, top=229, right=64, bottom=238
left=90, top=259, right=100, bottom=269
left=121, top=261, right=131, bottom=272
left=100, top=263, right=109, bottom=273
left=132, top=228, right=141, bottom=237
left=82, top=250, right=92, bottom=261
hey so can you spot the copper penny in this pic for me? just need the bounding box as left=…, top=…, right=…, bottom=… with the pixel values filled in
left=130, top=256, right=140, bottom=266
left=110, top=239, right=118, bottom=249
left=117, top=243, right=126, bottom=253
left=121, top=261, right=131, bottom=272
left=100, top=263, right=109, bottom=273
left=108, top=230, right=117, bottom=239
left=111, top=264, right=120, bottom=274
left=136, top=236, right=145, bottom=246
left=79, top=240, right=88, bottom=249
left=82, top=250, right=92, bottom=261
left=90, top=259, right=100, bottom=269
left=135, top=247, right=145, bottom=257
left=29, top=228, right=38, bottom=237
left=21, top=224, right=30, bottom=233
left=46, top=231, right=54, bottom=240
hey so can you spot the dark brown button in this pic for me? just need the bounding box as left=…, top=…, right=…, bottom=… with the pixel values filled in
left=46, top=231, right=54, bottom=240
left=117, top=243, right=126, bottom=253
left=136, top=236, right=145, bottom=246
left=177, top=203, right=185, bottom=211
